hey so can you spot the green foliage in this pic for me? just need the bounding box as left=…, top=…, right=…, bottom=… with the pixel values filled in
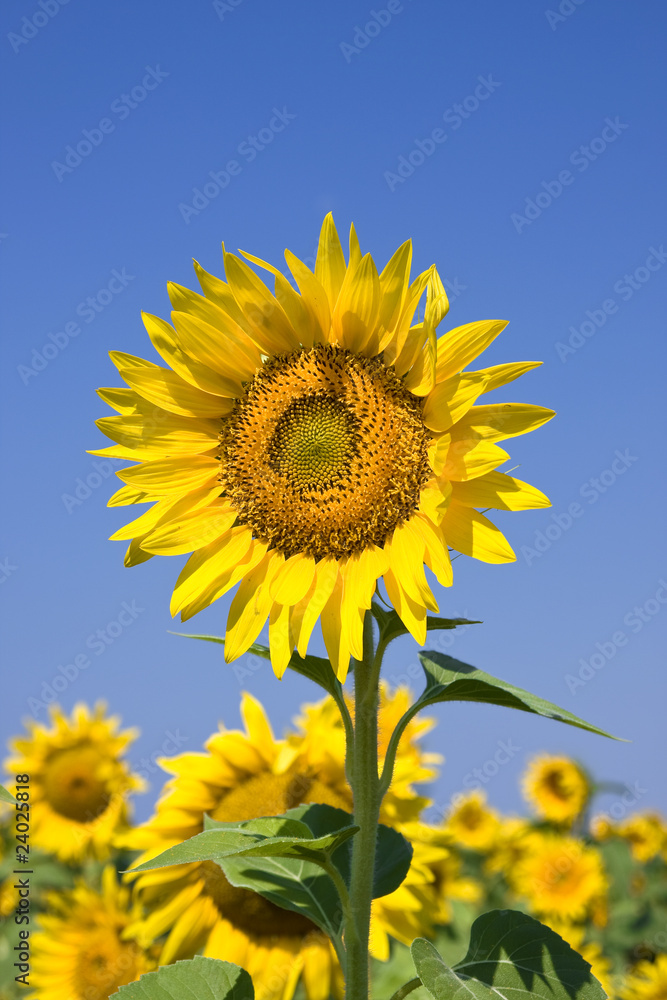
left=0, top=787, right=15, bottom=805
left=110, top=956, right=253, bottom=999
left=371, top=603, right=481, bottom=649
left=417, top=651, right=621, bottom=740
left=411, top=911, right=606, bottom=1000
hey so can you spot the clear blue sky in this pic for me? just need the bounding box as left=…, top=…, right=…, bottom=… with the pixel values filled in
left=1, top=0, right=666, bottom=825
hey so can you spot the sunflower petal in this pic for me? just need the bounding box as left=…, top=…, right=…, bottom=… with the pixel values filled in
left=141, top=313, right=237, bottom=398
left=284, top=251, right=330, bottom=343
left=386, top=521, right=437, bottom=610
left=441, top=502, right=515, bottom=563
left=193, top=259, right=250, bottom=329
left=96, top=414, right=219, bottom=459
left=436, top=320, right=508, bottom=381
left=452, top=471, right=551, bottom=511
left=116, top=456, right=220, bottom=495
left=441, top=439, right=510, bottom=481
left=294, top=557, right=339, bottom=657
left=120, top=365, right=234, bottom=419
left=452, top=403, right=556, bottom=443
left=314, top=213, right=347, bottom=311
left=269, top=602, right=293, bottom=679
left=141, top=503, right=237, bottom=555
left=239, top=249, right=318, bottom=348
left=378, top=239, right=412, bottom=336
left=332, top=253, right=381, bottom=353
left=412, top=513, right=453, bottom=587
left=477, top=360, right=542, bottom=393
left=168, top=283, right=262, bottom=373
left=171, top=527, right=255, bottom=616
left=169, top=311, right=255, bottom=389
left=179, top=538, right=268, bottom=621
left=270, top=553, right=317, bottom=605
left=321, top=572, right=350, bottom=682
left=422, top=373, right=487, bottom=432
left=225, top=550, right=285, bottom=663
left=110, top=487, right=221, bottom=541
left=382, top=568, right=427, bottom=645
left=223, top=250, right=299, bottom=354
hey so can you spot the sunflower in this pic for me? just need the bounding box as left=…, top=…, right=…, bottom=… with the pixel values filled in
left=620, top=955, right=667, bottom=1000
left=509, top=832, right=608, bottom=922
left=4, top=703, right=143, bottom=863
left=522, top=754, right=590, bottom=825
left=124, top=692, right=436, bottom=1000
left=94, top=214, right=553, bottom=680
left=616, top=813, right=666, bottom=863
left=484, top=816, right=532, bottom=875
left=442, top=790, right=501, bottom=852
left=28, top=866, right=154, bottom=1000
left=292, top=682, right=440, bottom=826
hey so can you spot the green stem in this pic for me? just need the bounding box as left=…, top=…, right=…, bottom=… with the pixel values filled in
left=320, top=857, right=355, bottom=969
left=346, top=613, right=382, bottom=1000
left=388, top=978, right=422, bottom=1000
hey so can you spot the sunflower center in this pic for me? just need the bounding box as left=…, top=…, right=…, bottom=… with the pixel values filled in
left=201, top=770, right=350, bottom=937
left=219, top=345, right=431, bottom=560
left=73, top=931, right=141, bottom=1000
left=544, top=770, right=571, bottom=801
left=43, top=745, right=112, bottom=822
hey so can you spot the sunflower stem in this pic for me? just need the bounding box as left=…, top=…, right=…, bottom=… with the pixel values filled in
left=346, top=612, right=382, bottom=1000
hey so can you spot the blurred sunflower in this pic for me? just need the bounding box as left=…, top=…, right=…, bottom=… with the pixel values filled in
left=620, top=955, right=667, bottom=1000
left=292, top=683, right=440, bottom=826
left=522, top=754, right=590, bottom=825
left=4, top=703, right=143, bottom=862
left=484, top=816, right=532, bottom=875
left=616, top=813, right=666, bottom=863
left=94, top=213, right=553, bottom=680
left=442, top=790, right=500, bottom=852
left=124, top=692, right=437, bottom=1000
left=399, top=822, right=482, bottom=923
left=509, top=832, right=608, bottom=922
left=28, top=866, right=154, bottom=1000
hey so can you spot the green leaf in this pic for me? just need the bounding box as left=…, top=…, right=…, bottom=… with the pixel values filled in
left=128, top=815, right=358, bottom=873
left=417, top=651, right=622, bottom=740
left=371, top=603, right=480, bottom=648
left=219, top=850, right=343, bottom=940
left=110, top=955, right=253, bottom=999
left=373, top=824, right=413, bottom=898
left=413, top=910, right=606, bottom=1000
left=0, top=784, right=16, bottom=804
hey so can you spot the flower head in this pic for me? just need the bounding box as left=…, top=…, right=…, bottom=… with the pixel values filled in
left=96, top=215, right=553, bottom=679
left=28, top=866, right=154, bottom=1000
left=4, top=703, right=143, bottom=862
left=521, top=754, right=590, bottom=825
left=620, top=955, right=667, bottom=1000
left=123, top=692, right=437, bottom=1000
left=509, top=832, right=608, bottom=922
left=442, top=790, right=501, bottom=852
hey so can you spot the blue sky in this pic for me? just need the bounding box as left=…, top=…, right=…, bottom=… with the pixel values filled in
left=1, top=0, right=666, bottom=825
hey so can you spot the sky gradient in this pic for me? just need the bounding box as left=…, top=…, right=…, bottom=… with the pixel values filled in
left=1, top=0, right=666, bottom=825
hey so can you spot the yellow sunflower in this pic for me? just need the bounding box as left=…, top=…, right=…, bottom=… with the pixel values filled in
left=442, top=790, right=501, bottom=852
left=522, top=754, right=590, bottom=825
left=620, top=955, right=667, bottom=1000
left=616, top=813, right=666, bottom=863
left=484, top=816, right=532, bottom=875
left=292, top=682, right=440, bottom=826
left=509, top=832, right=608, bottom=922
left=124, top=692, right=436, bottom=1000
left=28, top=866, right=154, bottom=1000
left=94, top=213, right=553, bottom=680
left=4, top=703, right=143, bottom=862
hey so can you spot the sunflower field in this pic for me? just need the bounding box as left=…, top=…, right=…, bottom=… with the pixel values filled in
left=1, top=695, right=665, bottom=1000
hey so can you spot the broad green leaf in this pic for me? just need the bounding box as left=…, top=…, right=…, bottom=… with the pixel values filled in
left=371, top=603, right=480, bottom=647
left=285, top=803, right=412, bottom=898
left=417, top=651, right=621, bottom=740
left=128, top=815, right=358, bottom=874
left=413, top=938, right=494, bottom=1000
left=219, top=850, right=344, bottom=940
left=412, top=910, right=607, bottom=1000
left=111, top=955, right=253, bottom=999
left=373, top=824, right=413, bottom=898
left=0, top=785, right=16, bottom=804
